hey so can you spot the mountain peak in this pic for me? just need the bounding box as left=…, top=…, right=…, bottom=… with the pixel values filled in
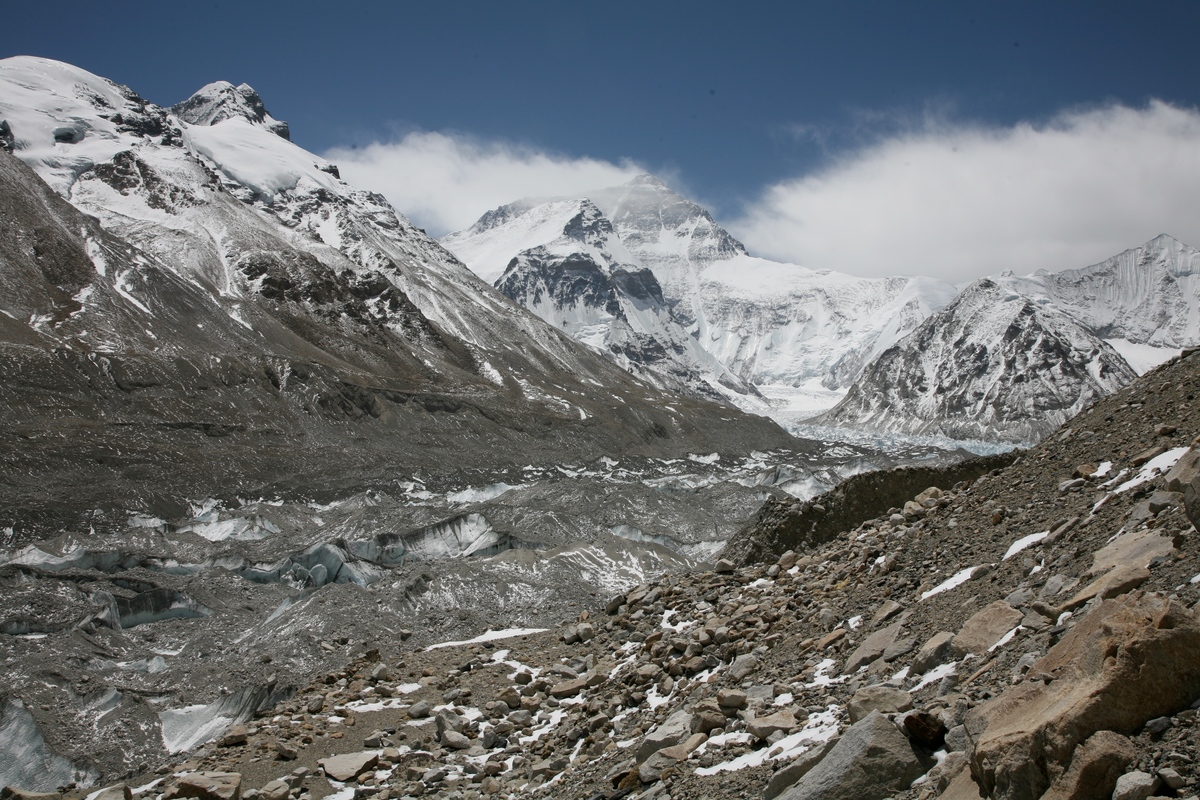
left=171, top=81, right=290, bottom=140
left=627, top=173, right=668, bottom=189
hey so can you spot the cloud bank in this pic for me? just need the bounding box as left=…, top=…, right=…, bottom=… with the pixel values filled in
left=730, top=101, right=1200, bottom=281
left=325, top=132, right=642, bottom=236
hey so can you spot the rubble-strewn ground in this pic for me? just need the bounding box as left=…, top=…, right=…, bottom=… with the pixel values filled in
left=9, top=353, right=1200, bottom=800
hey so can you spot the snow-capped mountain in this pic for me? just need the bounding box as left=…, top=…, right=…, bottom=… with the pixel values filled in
left=0, top=56, right=797, bottom=532
left=445, top=195, right=759, bottom=401
left=443, top=175, right=960, bottom=419
left=1034, top=233, right=1200, bottom=360
left=812, top=277, right=1139, bottom=444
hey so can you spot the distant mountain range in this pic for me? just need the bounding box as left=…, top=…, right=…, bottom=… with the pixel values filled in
left=0, top=55, right=794, bottom=533
left=444, top=180, right=1200, bottom=444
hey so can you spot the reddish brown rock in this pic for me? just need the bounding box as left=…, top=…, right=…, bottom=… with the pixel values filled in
left=951, top=602, right=1023, bottom=657
left=1040, top=730, right=1136, bottom=800
left=967, top=593, right=1200, bottom=800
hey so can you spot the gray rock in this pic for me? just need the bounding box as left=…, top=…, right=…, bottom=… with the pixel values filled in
left=1111, top=771, right=1160, bottom=800
left=728, top=654, right=760, bottom=681
left=407, top=699, right=432, bottom=719
left=319, top=751, right=379, bottom=782
left=843, top=622, right=903, bottom=674
left=1158, top=767, right=1185, bottom=790
left=259, top=781, right=288, bottom=800
left=776, top=711, right=926, bottom=800
left=442, top=729, right=471, bottom=750
left=847, top=685, right=913, bottom=723
left=764, top=739, right=837, bottom=800
left=636, top=709, right=694, bottom=763
left=913, top=631, right=956, bottom=674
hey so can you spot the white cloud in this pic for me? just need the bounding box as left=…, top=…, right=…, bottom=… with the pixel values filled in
left=730, top=101, right=1200, bottom=281
left=325, top=131, right=642, bottom=236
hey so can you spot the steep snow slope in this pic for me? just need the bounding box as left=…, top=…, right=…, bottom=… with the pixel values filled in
left=813, top=277, right=1138, bottom=444
left=1034, top=233, right=1200, bottom=363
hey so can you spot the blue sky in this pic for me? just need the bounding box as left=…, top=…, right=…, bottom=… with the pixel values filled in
left=6, top=1, right=1200, bottom=279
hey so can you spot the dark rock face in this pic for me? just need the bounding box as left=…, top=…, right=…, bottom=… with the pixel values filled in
left=0, top=119, right=13, bottom=153
left=171, top=81, right=290, bottom=140
left=722, top=450, right=1018, bottom=565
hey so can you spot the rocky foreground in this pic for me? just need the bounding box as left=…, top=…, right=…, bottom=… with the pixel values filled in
left=8, top=353, right=1200, bottom=800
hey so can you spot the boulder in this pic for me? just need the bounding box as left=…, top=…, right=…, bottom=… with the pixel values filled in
left=441, top=729, right=471, bottom=750
left=1039, top=730, right=1136, bottom=800
left=259, top=780, right=289, bottom=800
left=902, top=711, right=947, bottom=750
left=764, top=739, right=837, bottom=800
left=870, top=600, right=904, bottom=626
left=1088, top=529, right=1178, bottom=575
left=912, top=631, right=956, bottom=674
left=842, top=621, right=903, bottom=674
left=951, top=602, right=1023, bottom=657
left=716, top=688, right=748, bottom=710
left=494, top=686, right=521, bottom=709
left=218, top=724, right=248, bottom=747
left=728, top=654, right=760, bottom=681
left=1164, top=446, right=1200, bottom=493
left=549, top=677, right=587, bottom=698
left=636, top=709, right=694, bottom=763
left=848, top=685, right=913, bottom=723
left=967, top=593, right=1200, bottom=800
left=776, top=711, right=926, bottom=800
left=746, top=709, right=800, bottom=740
left=1112, top=771, right=1161, bottom=800
left=163, top=773, right=242, bottom=800
left=319, top=751, right=379, bottom=782
left=637, top=733, right=706, bottom=782
left=1061, top=565, right=1151, bottom=611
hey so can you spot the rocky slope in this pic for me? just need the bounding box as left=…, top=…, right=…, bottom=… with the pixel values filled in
left=28, top=347, right=1200, bottom=800
left=813, top=278, right=1139, bottom=445
left=0, top=56, right=802, bottom=539
left=0, top=57, right=867, bottom=788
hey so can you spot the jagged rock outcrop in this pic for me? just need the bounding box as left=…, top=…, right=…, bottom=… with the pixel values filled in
left=966, top=592, right=1200, bottom=800
left=722, top=450, right=1017, bottom=566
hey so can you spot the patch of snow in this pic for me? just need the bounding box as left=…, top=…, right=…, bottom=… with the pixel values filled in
left=693, top=704, right=841, bottom=775
left=425, top=628, right=546, bottom=650
left=1113, top=447, right=1189, bottom=494
left=446, top=483, right=522, bottom=505
left=1104, top=339, right=1181, bottom=375
left=988, top=626, right=1023, bottom=653
left=911, top=662, right=957, bottom=692
left=921, top=566, right=981, bottom=600
left=1004, top=531, right=1049, bottom=560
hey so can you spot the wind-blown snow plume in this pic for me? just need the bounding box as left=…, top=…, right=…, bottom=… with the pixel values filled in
left=325, top=131, right=643, bottom=236
left=731, top=101, right=1200, bottom=281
